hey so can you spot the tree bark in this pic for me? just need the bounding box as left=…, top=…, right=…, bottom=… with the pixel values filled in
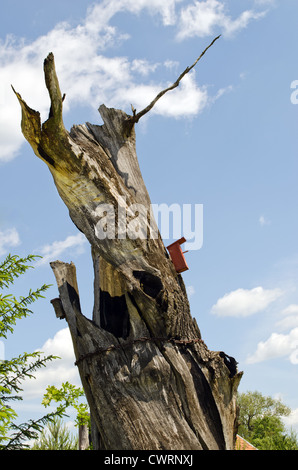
left=13, top=45, right=242, bottom=450
left=79, top=424, right=90, bottom=450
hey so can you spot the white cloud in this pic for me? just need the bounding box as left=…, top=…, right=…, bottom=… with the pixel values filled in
left=277, top=315, right=298, bottom=332
left=22, top=328, right=80, bottom=400
left=164, top=59, right=180, bottom=70
left=282, top=304, right=298, bottom=316
left=247, top=328, right=298, bottom=364
left=0, top=1, right=203, bottom=161
left=187, top=285, right=195, bottom=297
left=35, top=233, right=87, bottom=266
left=176, top=0, right=266, bottom=40
left=283, top=407, right=298, bottom=432
left=0, top=0, right=272, bottom=162
left=88, top=0, right=183, bottom=28
left=276, top=304, right=298, bottom=331
left=0, top=228, right=20, bottom=256
left=290, top=348, right=298, bottom=365
left=155, top=72, right=209, bottom=117
left=211, top=286, right=283, bottom=317
left=115, top=70, right=209, bottom=118
left=259, top=215, right=271, bottom=226
left=254, top=0, right=276, bottom=5
left=131, top=59, right=160, bottom=76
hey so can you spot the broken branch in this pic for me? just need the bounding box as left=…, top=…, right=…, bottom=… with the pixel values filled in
left=129, top=35, right=221, bottom=123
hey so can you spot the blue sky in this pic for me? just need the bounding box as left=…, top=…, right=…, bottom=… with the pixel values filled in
left=1, top=0, right=298, bottom=432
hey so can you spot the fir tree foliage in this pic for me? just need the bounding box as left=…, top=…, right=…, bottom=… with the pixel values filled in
left=0, top=254, right=49, bottom=338
left=31, top=416, right=78, bottom=450
left=0, top=254, right=61, bottom=450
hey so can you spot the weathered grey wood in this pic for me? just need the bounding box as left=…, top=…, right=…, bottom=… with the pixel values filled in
left=79, top=424, right=89, bottom=450
left=50, top=297, right=66, bottom=320
left=13, top=44, right=242, bottom=450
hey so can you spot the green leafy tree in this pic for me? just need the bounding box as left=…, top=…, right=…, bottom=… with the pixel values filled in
left=0, top=254, right=63, bottom=450
left=237, top=391, right=298, bottom=450
left=42, top=381, right=90, bottom=428
left=32, top=382, right=90, bottom=450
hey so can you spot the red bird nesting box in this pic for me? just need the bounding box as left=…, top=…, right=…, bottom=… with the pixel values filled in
left=166, top=237, right=189, bottom=273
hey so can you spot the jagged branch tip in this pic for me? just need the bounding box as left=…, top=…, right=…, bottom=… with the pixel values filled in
left=128, top=35, right=221, bottom=124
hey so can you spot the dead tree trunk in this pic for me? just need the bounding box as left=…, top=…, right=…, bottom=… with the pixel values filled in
left=13, top=39, right=242, bottom=450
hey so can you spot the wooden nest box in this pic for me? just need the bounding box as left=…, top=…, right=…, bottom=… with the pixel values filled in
left=166, top=237, right=189, bottom=274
